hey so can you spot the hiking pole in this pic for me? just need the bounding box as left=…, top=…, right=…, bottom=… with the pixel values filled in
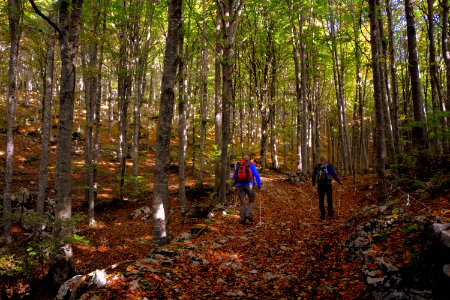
left=258, top=186, right=264, bottom=226
left=337, top=186, right=343, bottom=216
left=234, top=187, right=239, bottom=213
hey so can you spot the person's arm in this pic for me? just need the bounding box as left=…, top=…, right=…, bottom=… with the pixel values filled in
left=327, top=165, right=342, bottom=185
left=251, top=164, right=262, bottom=188
left=312, top=165, right=317, bottom=186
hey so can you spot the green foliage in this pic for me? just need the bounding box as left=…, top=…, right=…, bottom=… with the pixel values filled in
left=399, top=223, right=418, bottom=234
left=117, top=175, right=151, bottom=198
left=0, top=255, right=30, bottom=278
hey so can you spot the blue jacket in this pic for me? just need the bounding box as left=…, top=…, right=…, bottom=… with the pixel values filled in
left=233, top=162, right=262, bottom=188
left=312, top=163, right=342, bottom=186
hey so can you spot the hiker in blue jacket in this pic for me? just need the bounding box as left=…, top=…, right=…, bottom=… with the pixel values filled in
left=233, top=155, right=262, bottom=225
left=312, top=155, right=343, bottom=220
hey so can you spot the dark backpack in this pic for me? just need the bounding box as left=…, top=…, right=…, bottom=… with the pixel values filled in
left=235, top=160, right=253, bottom=183
left=317, top=163, right=329, bottom=182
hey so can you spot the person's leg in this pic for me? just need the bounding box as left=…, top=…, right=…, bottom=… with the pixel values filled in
left=318, top=184, right=326, bottom=219
left=244, top=185, right=255, bottom=223
left=239, top=187, right=247, bottom=223
left=326, top=184, right=333, bottom=216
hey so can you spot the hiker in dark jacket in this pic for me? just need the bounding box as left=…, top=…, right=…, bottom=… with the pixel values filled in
left=312, top=155, right=343, bottom=220
left=233, top=155, right=262, bottom=224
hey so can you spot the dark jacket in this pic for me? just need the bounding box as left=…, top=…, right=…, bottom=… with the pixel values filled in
left=312, top=163, right=342, bottom=186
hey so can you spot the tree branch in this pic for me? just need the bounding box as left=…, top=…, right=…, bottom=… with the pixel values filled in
left=28, top=0, right=62, bottom=37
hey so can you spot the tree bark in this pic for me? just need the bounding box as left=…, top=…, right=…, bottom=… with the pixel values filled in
left=37, top=24, right=55, bottom=214
left=369, top=0, right=386, bottom=199
left=4, top=0, right=21, bottom=244
left=217, top=0, right=244, bottom=204
left=82, top=0, right=101, bottom=225
left=328, top=0, right=351, bottom=175
left=385, top=0, right=402, bottom=159
left=198, top=0, right=208, bottom=185
left=153, top=0, right=182, bottom=246
left=214, top=8, right=222, bottom=192
left=405, top=0, right=428, bottom=147
left=426, top=0, right=444, bottom=154
left=178, top=24, right=187, bottom=212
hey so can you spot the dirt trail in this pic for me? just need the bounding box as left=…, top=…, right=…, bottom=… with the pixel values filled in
left=76, top=174, right=367, bottom=299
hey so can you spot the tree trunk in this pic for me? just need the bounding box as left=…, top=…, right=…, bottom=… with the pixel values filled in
left=4, top=0, right=21, bottom=244
left=328, top=0, right=351, bottom=175
left=214, top=9, right=222, bottom=193
left=153, top=0, right=182, bottom=246
left=37, top=25, right=55, bottom=214
left=117, top=1, right=132, bottom=200
left=405, top=0, right=428, bottom=147
left=376, top=0, right=396, bottom=166
left=441, top=0, right=450, bottom=152
left=286, top=0, right=306, bottom=172
left=385, top=0, right=402, bottom=159
left=178, top=25, right=187, bottom=212
left=369, top=0, right=386, bottom=199
left=218, top=0, right=244, bottom=204
left=198, top=0, right=208, bottom=185
left=427, top=0, right=444, bottom=154
left=82, top=2, right=100, bottom=224
left=269, top=43, right=279, bottom=171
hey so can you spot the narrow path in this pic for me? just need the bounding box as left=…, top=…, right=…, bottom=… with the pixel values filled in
left=75, top=175, right=367, bottom=299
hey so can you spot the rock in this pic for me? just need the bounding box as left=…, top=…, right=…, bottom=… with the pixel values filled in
left=355, top=236, right=369, bottom=248
left=177, top=232, right=192, bottom=241
left=366, top=276, right=384, bottom=286
left=93, top=269, right=107, bottom=287
left=441, top=230, right=450, bottom=248
left=432, top=223, right=450, bottom=238
left=224, top=290, right=245, bottom=297
left=56, top=275, right=84, bottom=300
left=375, top=257, right=399, bottom=273
left=443, top=264, right=450, bottom=279
left=130, top=206, right=151, bottom=220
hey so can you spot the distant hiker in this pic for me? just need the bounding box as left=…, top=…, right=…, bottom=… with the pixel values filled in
left=312, top=155, right=343, bottom=220
left=233, top=155, right=262, bottom=225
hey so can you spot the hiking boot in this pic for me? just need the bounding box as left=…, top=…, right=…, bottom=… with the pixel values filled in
left=240, top=219, right=246, bottom=225
left=320, top=215, right=325, bottom=220
left=247, top=217, right=254, bottom=224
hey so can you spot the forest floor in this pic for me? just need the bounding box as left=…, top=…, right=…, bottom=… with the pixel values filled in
left=71, top=172, right=370, bottom=299
left=1, top=124, right=449, bottom=299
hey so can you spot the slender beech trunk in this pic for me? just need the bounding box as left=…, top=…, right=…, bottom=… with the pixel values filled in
left=427, top=0, right=443, bottom=154
left=153, top=0, right=182, bottom=246
left=214, top=9, right=222, bottom=192
left=405, top=0, right=428, bottom=147
left=218, top=0, right=244, bottom=204
left=441, top=0, right=450, bottom=153
left=369, top=0, right=386, bottom=199
left=376, top=0, right=396, bottom=165
left=198, top=0, right=208, bottom=184
left=4, top=0, right=21, bottom=244
left=117, top=3, right=132, bottom=200
left=178, top=25, right=187, bottom=212
left=385, top=0, right=402, bottom=158
left=269, top=42, right=279, bottom=171
left=328, top=0, right=351, bottom=175
left=37, top=25, right=55, bottom=214
left=82, top=2, right=100, bottom=224
left=286, top=0, right=306, bottom=172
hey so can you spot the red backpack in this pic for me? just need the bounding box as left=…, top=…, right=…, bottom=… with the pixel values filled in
left=235, top=160, right=253, bottom=183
